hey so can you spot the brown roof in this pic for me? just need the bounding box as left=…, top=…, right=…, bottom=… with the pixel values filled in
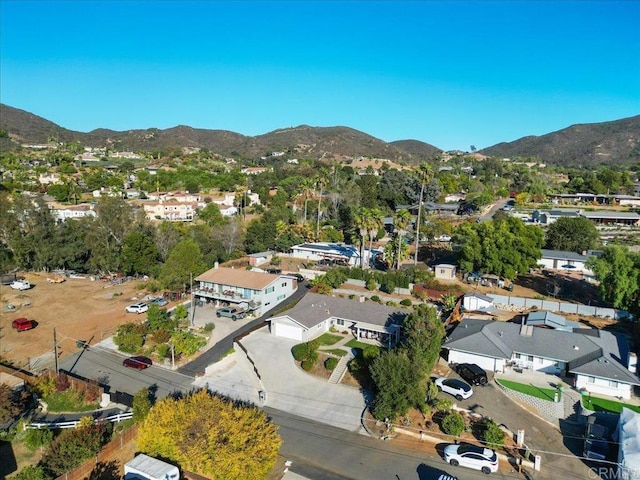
left=195, top=267, right=280, bottom=290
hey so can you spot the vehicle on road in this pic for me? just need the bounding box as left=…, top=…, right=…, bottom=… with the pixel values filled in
left=454, top=363, right=488, bottom=386
left=216, top=306, right=246, bottom=320
left=435, top=377, right=473, bottom=400
left=285, top=273, right=305, bottom=282
left=443, top=444, right=499, bottom=474
left=10, top=279, right=31, bottom=290
left=125, top=302, right=149, bottom=314
left=149, top=297, right=168, bottom=307
left=12, top=318, right=36, bottom=331
left=122, top=356, right=152, bottom=370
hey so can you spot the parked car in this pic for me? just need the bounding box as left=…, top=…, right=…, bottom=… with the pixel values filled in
left=216, top=306, right=246, bottom=320
left=125, top=302, right=149, bottom=314
left=149, top=297, right=168, bottom=307
left=584, top=416, right=612, bottom=461
left=122, top=356, right=152, bottom=370
left=12, top=318, right=36, bottom=331
left=285, top=273, right=305, bottom=282
left=443, top=444, right=499, bottom=474
left=435, top=377, right=474, bottom=400
left=265, top=268, right=282, bottom=274
left=454, top=363, right=488, bottom=386
left=10, top=279, right=31, bottom=290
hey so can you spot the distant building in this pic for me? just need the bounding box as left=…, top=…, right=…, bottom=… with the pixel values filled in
left=434, top=264, right=457, bottom=281
left=50, top=203, right=96, bottom=222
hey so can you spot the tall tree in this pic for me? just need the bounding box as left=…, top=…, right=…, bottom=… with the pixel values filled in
left=402, top=303, right=444, bottom=380
left=393, top=209, right=412, bottom=270
left=121, top=229, right=161, bottom=276
left=545, top=217, right=600, bottom=253
left=586, top=246, right=640, bottom=312
left=159, top=239, right=207, bottom=291
left=366, top=208, right=384, bottom=267
left=414, top=163, right=433, bottom=265
left=354, top=208, right=369, bottom=269
left=136, top=389, right=281, bottom=479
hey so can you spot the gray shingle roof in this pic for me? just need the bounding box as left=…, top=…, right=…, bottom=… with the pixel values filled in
left=278, top=292, right=407, bottom=330
left=540, top=249, right=589, bottom=262
left=444, top=319, right=639, bottom=385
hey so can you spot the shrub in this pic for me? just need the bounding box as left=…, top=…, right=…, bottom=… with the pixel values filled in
left=203, top=322, right=215, bottom=332
left=31, top=376, right=57, bottom=399
left=156, top=344, right=170, bottom=358
left=366, top=278, right=377, bottom=291
left=434, top=398, right=453, bottom=411
left=371, top=295, right=381, bottom=303
left=25, top=428, right=53, bottom=451
left=381, top=280, right=396, bottom=294
left=152, top=329, right=171, bottom=344
left=291, top=344, right=308, bottom=362
left=441, top=411, right=465, bottom=436
left=301, top=359, right=315, bottom=371
left=14, top=465, right=52, bottom=480
left=400, top=298, right=412, bottom=307
left=325, top=357, right=338, bottom=371
left=482, top=419, right=505, bottom=447
left=114, top=322, right=146, bottom=353
left=386, top=301, right=397, bottom=307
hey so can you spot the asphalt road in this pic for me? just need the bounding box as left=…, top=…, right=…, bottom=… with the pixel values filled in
left=479, top=198, right=511, bottom=222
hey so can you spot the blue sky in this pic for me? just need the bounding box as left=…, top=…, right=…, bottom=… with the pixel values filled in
left=1, top=1, right=639, bottom=150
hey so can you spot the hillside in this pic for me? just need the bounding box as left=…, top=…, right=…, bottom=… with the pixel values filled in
left=480, top=115, right=640, bottom=165
left=2, top=104, right=638, bottom=165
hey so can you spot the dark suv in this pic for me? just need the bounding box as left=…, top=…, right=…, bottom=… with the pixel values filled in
left=455, top=363, right=488, bottom=386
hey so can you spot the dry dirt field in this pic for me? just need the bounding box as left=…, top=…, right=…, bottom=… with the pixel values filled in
left=0, top=272, right=162, bottom=368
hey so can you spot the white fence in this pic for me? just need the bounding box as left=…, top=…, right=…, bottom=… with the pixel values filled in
left=24, top=411, right=133, bottom=430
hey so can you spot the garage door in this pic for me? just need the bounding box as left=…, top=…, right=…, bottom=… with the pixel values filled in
left=274, top=322, right=303, bottom=341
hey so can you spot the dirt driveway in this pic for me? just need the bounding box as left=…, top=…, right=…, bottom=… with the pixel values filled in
left=1, top=272, right=158, bottom=369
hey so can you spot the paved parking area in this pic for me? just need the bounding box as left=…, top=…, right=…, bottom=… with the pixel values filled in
left=194, top=327, right=370, bottom=434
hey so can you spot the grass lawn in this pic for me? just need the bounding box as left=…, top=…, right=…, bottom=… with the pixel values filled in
left=345, top=339, right=373, bottom=350
left=315, top=332, right=344, bottom=346
left=581, top=395, right=640, bottom=414
left=45, top=390, right=100, bottom=413
left=323, top=349, right=348, bottom=357
left=496, top=379, right=560, bottom=402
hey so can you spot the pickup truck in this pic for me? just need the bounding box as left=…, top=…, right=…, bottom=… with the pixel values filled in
left=10, top=279, right=31, bottom=290
left=216, top=307, right=246, bottom=320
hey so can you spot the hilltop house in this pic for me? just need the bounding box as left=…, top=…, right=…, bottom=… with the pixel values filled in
left=443, top=318, right=639, bottom=399
left=269, top=292, right=405, bottom=345
left=194, top=266, right=296, bottom=316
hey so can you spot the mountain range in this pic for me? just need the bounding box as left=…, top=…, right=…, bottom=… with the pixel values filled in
left=1, top=104, right=638, bottom=165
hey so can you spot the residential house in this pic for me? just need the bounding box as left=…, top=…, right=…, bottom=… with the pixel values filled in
left=444, top=193, right=466, bottom=203
left=462, top=293, right=494, bottom=311
left=247, top=251, right=276, bottom=266
left=581, top=210, right=640, bottom=226
left=194, top=266, right=296, bottom=316
left=434, top=264, right=457, bottom=282
left=539, top=249, right=597, bottom=272
left=269, top=292, right=405, bottom=345
left=290, top=242, right=365, bottom=267
left=443, top=318, right=639, bottom=399
left=146, top=191, right=202, bottom=203
left=142, top=200, right=197, bottom=222
left=532, top=209, right=581, bottom=225
left=38, top=172, right=62, bottom=185
left=241, top=167, right=270, bottom=175
left=50, top=203, right=96, bottom=222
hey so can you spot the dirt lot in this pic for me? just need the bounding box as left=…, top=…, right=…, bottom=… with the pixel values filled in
left=0, top=272, right=161, bottom=369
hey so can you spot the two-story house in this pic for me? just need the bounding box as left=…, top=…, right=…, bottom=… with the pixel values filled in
left=194, top=266, right=297, bottom=316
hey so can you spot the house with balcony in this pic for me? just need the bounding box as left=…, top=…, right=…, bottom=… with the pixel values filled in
left=142, top=200, right=197, bottom=222
left=269, top=292, right=405, bottom=345
left=194, top=266, right=296, bottom=316
left=443, top=318, right=639, bottom=399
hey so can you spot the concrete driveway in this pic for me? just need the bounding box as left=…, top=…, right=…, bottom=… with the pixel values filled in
left=194, top=327, right=370, bottom=434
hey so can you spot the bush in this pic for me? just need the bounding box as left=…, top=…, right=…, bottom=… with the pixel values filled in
left=25, top=428, right=53, bottom=451
left=292, top=343, right=308, bottom=362
left=441, top=411, right=465, bottom=436
left=381, top=280, right=396, bottom=294
left=301, top=359, right=315, bottom=371
left=156, top=344, right=170, bottom=358
left=366, top=278, right=377, bottom=291
left=325, top=357, right=338, bottom=371
left=152, top=329, right=171, bottom=344
left=482, top=419, right=505, bottom=447
left=203, top=322, right=215, bottom=332
left=434, top=398, right=453, bottom=411
left=371, top=295, right=381, bottom=303
left=114, top=322, right=146, bottom=353
left=400, top=298, right=412, bottom=307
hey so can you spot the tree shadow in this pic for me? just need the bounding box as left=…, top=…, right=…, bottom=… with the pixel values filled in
left=87, top=460, right=121, bottom=480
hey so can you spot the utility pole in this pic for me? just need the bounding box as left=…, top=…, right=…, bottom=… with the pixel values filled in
left=171, top=344, right=175, bottom=370
left=190, top=272, right=195, bottom=327
left=53, top=328, right=59, bottom=373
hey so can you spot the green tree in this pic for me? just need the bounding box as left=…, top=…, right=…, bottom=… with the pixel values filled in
left=369, top=350, right=423, bottom=420
left=136, top=389, right=281, bottom=479
left=133, top=387, right=152, bottom=422
left=441, top=411, right=465, bottom=436
left=481, top=418, right=505, bottom=447
left=121, top=229, right=161, bottom=276
left=171, top=331, right=206, bottom=356
left=159, top=238, right=207, bottom=291
left=586, top=246, right=640, bottom=312
left=25, top=428, right=54, bottom=451
left=402, top=304, right=444, bottom=380
left=113, top=323, right=146, bottom=353
left=14, top=466, right=52, bottom=480
left=198, top=203, right=226, bottom=226
left=146, top=304, right=177, bottom=332
left=40, top=424, right=107, bottom=476
left=545, top=217, right=600, bottom=253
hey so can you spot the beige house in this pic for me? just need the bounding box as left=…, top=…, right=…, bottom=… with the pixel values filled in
left=142, top=200, right=197, bottom=222
left=434, top=263, right=456, bottom=281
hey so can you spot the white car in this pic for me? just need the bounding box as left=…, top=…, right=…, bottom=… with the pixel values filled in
left=10, top=279, right=31, bottom=290
left=125, top=302, right=148, bottom=314
left=443, top=444, right=499, bottom=474
left=435, top=377, right=473, bottom=400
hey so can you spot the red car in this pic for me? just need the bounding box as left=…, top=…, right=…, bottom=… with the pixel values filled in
left=12, top=318, right=36, bottom=331
left=122, top=356, right=152, bottom=370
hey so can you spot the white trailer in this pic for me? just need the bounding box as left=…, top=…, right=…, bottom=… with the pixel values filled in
left=124, top=454, right=180, bottom=480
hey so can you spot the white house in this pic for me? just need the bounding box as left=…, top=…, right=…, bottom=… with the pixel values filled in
left=50, top=203, right=97, bottom=222
left=462, top=293, right=494, bottom=311
left=269, top=292, right=405, bottom=345
left=434, top=264, right=457, bottom=282
left=194, top=266, right=296, bottom=316
left=539, top=249, right=596, bottom=273
left=444, top=318, right=639, bottom=399
left=142, top=200, right=198, bottom=222
left=289, top=242, right=366, bottom=267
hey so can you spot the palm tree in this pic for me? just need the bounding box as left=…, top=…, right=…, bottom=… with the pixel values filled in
left=299, top=178, right=315, bottom=225
left=414, top=163, right=433, bottom=265
left=354, top=208, right=369, bottom=269
left=366, top=208, right=384, bottom=268
left=394, top=209, right=412, bottom=270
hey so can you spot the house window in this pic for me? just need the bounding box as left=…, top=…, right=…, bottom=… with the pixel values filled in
left=337, top=319, right=344, bottom=326
left=514, top=353, right=521, bottom=360
left=277, top=294, right=285, bottom=301
left=265, top=286, right=275, bottom=294
left=609, top=380, right=618, bottom=388
left=527, top=355, right=533, bottom=362
left=536, top=357, right=543, bottom=364
left=282, top=282, right=287, bottom=287
left=587, top=376, right=595, bottom=384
